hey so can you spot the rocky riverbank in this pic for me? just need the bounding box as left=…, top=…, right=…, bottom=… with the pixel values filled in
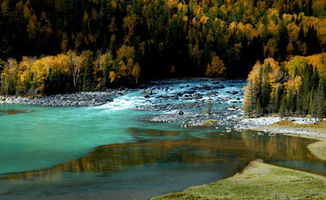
left=129, top=79, right=326, bottom=140
left=0, top=88, right=132, bottom=107
left=235, top=116, right=326, bottom=140
left=133, top=79, right=245, bottom=128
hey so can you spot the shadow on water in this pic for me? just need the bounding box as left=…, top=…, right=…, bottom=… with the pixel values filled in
left=0, top=128, right=325, bottom=200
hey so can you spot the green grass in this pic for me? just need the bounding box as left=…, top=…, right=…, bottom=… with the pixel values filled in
left=308, top=141, right=326, bottom=162
left=151, top=160, right=326, bottom=200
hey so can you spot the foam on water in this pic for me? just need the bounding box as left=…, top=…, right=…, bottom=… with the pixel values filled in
left=97, top=92, right=149, bottom=111
left=0, top=79, right=325, bottom=200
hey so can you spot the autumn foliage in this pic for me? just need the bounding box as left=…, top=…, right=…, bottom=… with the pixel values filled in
left=244, top=53, right=326, bottom=118
left=0, top=49, right=141, bottom=95
left=0, top=0, right=325, bottom=95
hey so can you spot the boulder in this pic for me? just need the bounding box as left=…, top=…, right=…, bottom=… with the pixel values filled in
left=142, top=89, right=153, bottom=95
left=227, top=90, right=239, bottom=95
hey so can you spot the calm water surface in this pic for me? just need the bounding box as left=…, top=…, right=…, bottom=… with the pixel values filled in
left=0, top=79, right=325, bottom=200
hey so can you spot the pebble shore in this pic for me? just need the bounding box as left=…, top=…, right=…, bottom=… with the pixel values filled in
left=0, top=89, right=132, bottom=107
left=235, top=116, right=326, bottom=140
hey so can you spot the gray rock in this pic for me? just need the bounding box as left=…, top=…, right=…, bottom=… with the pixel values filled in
left=142, top=89, right=153, bottom=95
left=227, top=90, right=239, bottom=95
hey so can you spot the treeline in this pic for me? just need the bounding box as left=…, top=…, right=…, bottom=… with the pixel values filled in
left=0, top=0, right=325, bottom=96
left=0, top=49, right=140, bottom=95
left=244, top=53, right=326, bottom=118
left=1, top=0, right=326, bottom=79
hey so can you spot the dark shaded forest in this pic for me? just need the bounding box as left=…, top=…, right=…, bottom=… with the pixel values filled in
left=0, top=0, right=325, bottom=95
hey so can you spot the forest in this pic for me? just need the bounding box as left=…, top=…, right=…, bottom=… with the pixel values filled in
left=0, top=0, right=325, bottom=96
left=244, top=53, right=326, bottom=118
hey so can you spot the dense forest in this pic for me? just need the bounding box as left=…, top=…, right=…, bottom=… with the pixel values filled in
left=0, top=0, right=325, bottom=95
left=244, top=53, right=326, bottom=118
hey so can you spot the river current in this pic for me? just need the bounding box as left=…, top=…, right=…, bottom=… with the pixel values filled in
left=0, top=79, right=325, bottom=200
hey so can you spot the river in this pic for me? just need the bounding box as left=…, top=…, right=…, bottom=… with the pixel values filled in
left=0, top=79, right=325, bottom=200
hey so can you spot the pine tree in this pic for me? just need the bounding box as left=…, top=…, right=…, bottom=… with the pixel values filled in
left=306, top=26, right=321, bottom=55
left=277, top=22, right=289, bottom=60
left=82, top=51, right=94, bottom=91
left=316, top=78, right=326, bottom=119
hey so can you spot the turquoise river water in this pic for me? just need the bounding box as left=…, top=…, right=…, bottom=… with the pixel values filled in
left=0, top=79, right=325, bottom=200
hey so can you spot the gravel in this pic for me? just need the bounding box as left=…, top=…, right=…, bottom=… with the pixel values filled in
left=0, top=89, right=132, bottom=107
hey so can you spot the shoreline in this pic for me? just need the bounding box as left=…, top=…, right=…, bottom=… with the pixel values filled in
left=0, top=88, right=132, bottom=107
left=149, top=116, right=325, bottom=199
left=235, top=116, right=326, bottom=161
left=235, top=116, right=326, bottom=140
left=152, top=118, right=326, bottom=200
left=152, top=160, right=326, bottom=200
left=308, top=141, right=326, bottom=161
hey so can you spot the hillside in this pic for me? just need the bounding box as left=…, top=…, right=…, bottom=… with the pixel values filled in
left=0, top=0, right=325, bottom=95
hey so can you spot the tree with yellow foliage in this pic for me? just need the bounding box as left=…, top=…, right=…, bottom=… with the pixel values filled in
left=244, top=53, right=326, bottom=118
left=0, top=0, right=325, bottom=96
left=205, top=54, right=226, bottom=77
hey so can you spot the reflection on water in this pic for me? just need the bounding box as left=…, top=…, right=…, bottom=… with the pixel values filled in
left=128, top=127, right=180, bottom=137
left=0, top=128, right=325, bottom=200
left=1, top=80, right=325, bottom=200
left=0, top=110, right=32, bottom=115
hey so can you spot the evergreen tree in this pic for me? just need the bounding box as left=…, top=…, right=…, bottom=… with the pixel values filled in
left=316, top=78, right=326, bottom=119
left=82, top=51, right=94, bottom=91
left=306, top=26, right=321, bottom=55
left=277, top=22, right=289, bottom=60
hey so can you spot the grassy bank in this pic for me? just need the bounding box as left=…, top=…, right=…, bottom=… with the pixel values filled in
left=272, top=120, right=326, bottom=131
left=239, top=118, right=326, bottom=140
left=308, top=141, right=326, bottom=162
left=151, top=160, right=326, bottom=200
